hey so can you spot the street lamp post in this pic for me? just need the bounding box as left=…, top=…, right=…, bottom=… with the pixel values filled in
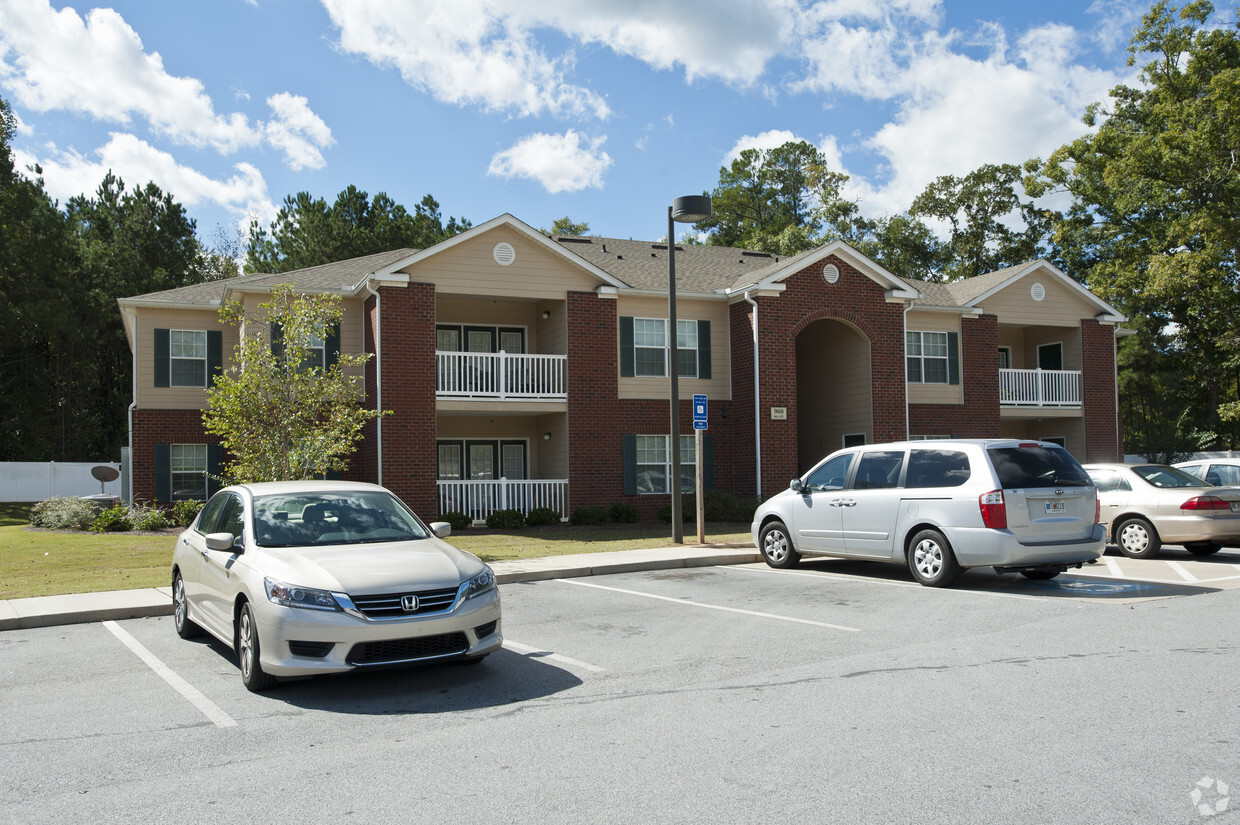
left=667, top=195, right=712, bottom=544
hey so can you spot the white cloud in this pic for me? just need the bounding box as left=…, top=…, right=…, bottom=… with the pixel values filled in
left=320, top=0, right=611, bottom=120
left=19, top=132, right=277, bottom=227
left=488, top=130, right=612, bottom=193
left=0, top=0, right=333, bottom=170
left=724, top=129, right=804, bottom=165
left=264, top=93, right=334, bottom=171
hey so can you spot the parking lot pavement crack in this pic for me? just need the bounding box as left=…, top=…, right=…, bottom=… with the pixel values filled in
left=841, top=650, right=1126, bottom=679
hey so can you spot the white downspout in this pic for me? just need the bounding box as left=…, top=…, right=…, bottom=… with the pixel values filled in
left=903, top=300, right=912, bottom=440
left=744, top=291, right=762, bottom=500
left=124, top=308, right=137, bottom=505
left=364, top=278, right=383, bottom=487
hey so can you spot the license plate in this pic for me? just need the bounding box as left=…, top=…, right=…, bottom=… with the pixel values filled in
left=1045, top=501, right=1066, bottom=515
left=1232, top=502, right=1240, bottom=513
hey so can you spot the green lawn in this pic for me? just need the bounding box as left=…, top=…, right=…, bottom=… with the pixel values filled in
left=0, top=515, right=752, bottom=599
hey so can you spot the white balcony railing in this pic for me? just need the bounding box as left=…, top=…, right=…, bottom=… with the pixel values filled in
left=437, top=351, right=567, bottom=399
left=437, top=479, right=569, bottom=522
left=999, top=368, right=1082, bottom=407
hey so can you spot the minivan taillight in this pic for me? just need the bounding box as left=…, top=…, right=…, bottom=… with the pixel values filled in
left=1181, top=496, right=1232, bottom=511
left=979, top=490, right=1007, bottom=529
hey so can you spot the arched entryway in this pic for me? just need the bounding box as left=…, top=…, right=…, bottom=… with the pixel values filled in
left=795, top=318, right=873, bottom=473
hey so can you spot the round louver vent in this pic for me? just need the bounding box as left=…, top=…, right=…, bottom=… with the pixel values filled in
left=493, top=242, right=516, bottom=266
left=823, top=263, right=840, bottom=284
left=1030, top=282, right=1046, bottom=302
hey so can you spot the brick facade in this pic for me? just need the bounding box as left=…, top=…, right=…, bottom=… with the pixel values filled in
left=909, top=314, right=1001, bottom=439
left=131, top=408, right=218, bottom=503
left=1081, top=318, right=1121, bottom=461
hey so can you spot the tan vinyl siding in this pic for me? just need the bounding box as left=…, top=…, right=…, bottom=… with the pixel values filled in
left=980, top=273, right=1097, bottom=327
left=434, top=413, right=568, bottom=479
left=403, top=226, right=601, bottom=298
left=616, top=295, right=731, bottom=400
left=135, top=308, right=235, bottom=409
left=906, top=311, right=963, bottom=405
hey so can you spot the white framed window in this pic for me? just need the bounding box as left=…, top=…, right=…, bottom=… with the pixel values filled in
left=170, top=444, right=208, bottom=501
left=907, top=331, right=949, bottom=384
left=909, top=434, right=952, bottom=441
left=170, top=330, right=208, bottom=387
left=634, top=435, right=695, bottom=494
left=633, top=319, right=667, bottom=377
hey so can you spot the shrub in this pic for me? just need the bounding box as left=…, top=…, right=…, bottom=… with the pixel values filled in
left=439, top=511, right=472, bottom=531
left=91, top=505, right=134, bottom=533
left=485, top=508, right=526, bottom=529
left=701, top=489, right=760, bottom=522
left=525, top=507, right=561, bottom=526
left=29, top=497, right=97, bottom=530
left=569, top=505, right=607, bottom=525
left=608, top=502, right=639, bottom=523
left=131, top=504, right=171, bottom=531
left=171, top=499, right=204, bottom=528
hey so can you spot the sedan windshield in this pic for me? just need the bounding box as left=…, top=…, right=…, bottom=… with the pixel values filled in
left=1132, top=465, right=1211, bottom=489
left=252, top=491, right=432, bottom=547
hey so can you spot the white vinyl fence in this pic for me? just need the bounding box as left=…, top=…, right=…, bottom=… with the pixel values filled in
left=0, top=462, right=123, bottom=502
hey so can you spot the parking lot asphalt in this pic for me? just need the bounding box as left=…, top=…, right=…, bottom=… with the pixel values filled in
left=5, top=543, right=1239, bottom=631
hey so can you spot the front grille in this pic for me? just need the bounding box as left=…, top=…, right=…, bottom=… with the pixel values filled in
left=346, top=632, right=469, bottom=665
left=288, top=640, right=334, bottom=658
left=349, top=587, right=459, bottom=619
left=474, top=621, right=498, bottom=639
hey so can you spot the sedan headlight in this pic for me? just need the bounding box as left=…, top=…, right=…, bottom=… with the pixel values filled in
left=264, top=577, right=343, bottom=611
left=463, top=567, right=496, bottom=600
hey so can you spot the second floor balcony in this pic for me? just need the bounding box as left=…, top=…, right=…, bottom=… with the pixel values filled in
left=437, top=351, right=567, bottom=400
left=999, top=368, right=1082, bottom=407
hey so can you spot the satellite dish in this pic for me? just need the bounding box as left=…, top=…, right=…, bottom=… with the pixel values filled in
left=91, top=465, right=120, bottom=494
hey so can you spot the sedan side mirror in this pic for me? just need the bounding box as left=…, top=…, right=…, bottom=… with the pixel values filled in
left=790, top=478, right=804, bottom=493
left=205, top=532, right=240, bottom=552
left=429, top=521, right=452, bottom=539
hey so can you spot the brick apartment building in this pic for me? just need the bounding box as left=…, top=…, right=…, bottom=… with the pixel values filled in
left=118, top=213, right=1126, bottom=520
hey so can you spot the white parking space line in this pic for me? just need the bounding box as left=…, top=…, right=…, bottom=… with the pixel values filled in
left=1103, top=556, right=1125, bottom=578
left=556, top=577, right=862, bottom=631
left=723, top=565, right=1046, bottom=601
left=1166, top=561, right=1198, bottom=582
left=103, top=621, right=237, bottom=729
left=503, top=641, right=605, bottom=673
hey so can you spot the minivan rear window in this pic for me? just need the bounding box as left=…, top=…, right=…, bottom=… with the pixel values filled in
left=987, top=446, right=1092, bottom=488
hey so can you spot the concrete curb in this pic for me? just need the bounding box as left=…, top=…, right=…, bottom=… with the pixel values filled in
left=0, top=544, right=762, bottom=630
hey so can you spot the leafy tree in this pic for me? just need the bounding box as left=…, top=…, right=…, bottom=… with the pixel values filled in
left=245, top=186, right=470, bottom=273
left=853, top=213, right=948, bottom=281
left=1028, top=0, right=1240, bottom=446
left=910, top=163, right=1050, bottom=281
left=696, top=140, right=860, bottom=254
left=548, top=216, right=590, bottom=236
left=204, top=284, right=384, bottom=482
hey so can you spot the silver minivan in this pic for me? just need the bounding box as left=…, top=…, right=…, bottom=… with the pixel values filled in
left=751, top=439, right=1105, bottom=587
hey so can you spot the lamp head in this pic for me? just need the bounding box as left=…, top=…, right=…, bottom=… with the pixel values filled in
left=671, top=195, right=712, bottom=224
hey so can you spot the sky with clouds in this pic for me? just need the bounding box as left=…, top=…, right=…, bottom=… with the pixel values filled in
left=0, top=0, right=1151, bottom=247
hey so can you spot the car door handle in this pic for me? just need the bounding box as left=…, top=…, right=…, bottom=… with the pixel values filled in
left=831, top=499, right=856, bottom=507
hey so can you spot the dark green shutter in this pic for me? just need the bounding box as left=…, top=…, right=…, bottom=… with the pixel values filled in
left=326, top=322, right=340, bottom=368
left=620, top=317, right=635, bottom=377
left=154, top=329, right=170, bottom=387
left=703, top=434, right=715, bottom=490
left=206, top=330, right=222, bottom=386
left=154, top=443, right=171, bottom=502
left=207, top=444, right=223, bottom=496
left=947, top=332, right=960, bottom=385
left=697, top=320, right=711, bottom=379
left=622, top=434, right=637, bottom=495
left=271, top=322, right=283, bottom=362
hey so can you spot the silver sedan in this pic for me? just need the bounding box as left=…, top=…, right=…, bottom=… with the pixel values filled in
left=171, top=480, right=502, bottom=691
left=1082, top=463, right=1240, bottom=558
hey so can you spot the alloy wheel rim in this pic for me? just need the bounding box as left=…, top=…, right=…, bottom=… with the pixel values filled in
left=173, top=578, right=186, bottom=628
left=764, top=530, right=787, bottom=562
left=914, top=540, right=942, bottom=577
left=239, top=610, right=254, bottom=679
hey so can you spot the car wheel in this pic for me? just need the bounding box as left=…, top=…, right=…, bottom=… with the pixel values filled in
left=237, top=602, right=277, bottom=692
left=1115, top=517, right=1161, bottom=559
left=172, top=572, right=202, bottom=639
left=1021, top=570, right=1061, bottom=581
left=1184, top=542, right=1222, bottom=556
left=759, top=520, right=801, bottom=569
left=907, top=529, right=962, bottom=587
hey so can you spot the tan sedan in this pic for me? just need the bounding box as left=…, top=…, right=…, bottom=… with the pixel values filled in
left=1082, top=463, right=1240, bottom=558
